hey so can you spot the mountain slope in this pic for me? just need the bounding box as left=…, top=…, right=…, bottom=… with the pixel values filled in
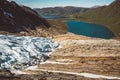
left=72, top=0, right=120, bottom=37
left=34, top=6, right=89, bottom=16
left=0, top=0, right=50, bottom=33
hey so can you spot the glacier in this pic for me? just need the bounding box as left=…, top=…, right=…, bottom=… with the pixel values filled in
left=0, top=35, right=59, bottom=70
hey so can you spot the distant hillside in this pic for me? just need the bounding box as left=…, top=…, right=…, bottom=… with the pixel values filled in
left=72, top=0, right=120, bottom=37
left=0, top=0, right=50, bottom=33
left=34, top=6, right=89, bottom=16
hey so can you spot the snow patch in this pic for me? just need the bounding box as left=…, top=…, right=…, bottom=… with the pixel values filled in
left=40, top=60, right=73, bottom=65
left=10, top=70, right=27, bottom=74
left=39, top=69, right=120, bottom=79
left=25, top=66, right=38, bottom=70
left=56, top=59, right=73, bottom=62
left=3, top=11, right=14, bottom=18
left=58, top=45, right=63, bottom=49
left=79, top=73, right=120, bottom=79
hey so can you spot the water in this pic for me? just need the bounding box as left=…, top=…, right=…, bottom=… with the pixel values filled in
left=66, top=21, right=115, bottom=39
left=42, top=15, right=66, bottom=20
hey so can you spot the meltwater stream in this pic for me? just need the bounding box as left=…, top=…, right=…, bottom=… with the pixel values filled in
left=0, top=35, right=59, bottom=70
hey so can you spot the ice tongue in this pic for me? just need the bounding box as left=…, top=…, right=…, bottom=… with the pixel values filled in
left=0, top=35, right=59, bottom=70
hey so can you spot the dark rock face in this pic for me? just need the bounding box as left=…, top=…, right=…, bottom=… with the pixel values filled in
left=0, top=0, right=50, bottom=33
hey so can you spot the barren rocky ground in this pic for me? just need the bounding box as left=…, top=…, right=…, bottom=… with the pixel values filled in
left=0, top=70, right=108, bottom=80
left=37, top=33, right=120, bottom=79
left=0, top=33, right=120, bottom=80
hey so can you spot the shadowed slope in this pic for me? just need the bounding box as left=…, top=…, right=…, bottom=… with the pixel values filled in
left=0, top=0, right=50, bottom=33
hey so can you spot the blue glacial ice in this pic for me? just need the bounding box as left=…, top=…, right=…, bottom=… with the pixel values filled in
left=0, top=35, right=59, bottom=70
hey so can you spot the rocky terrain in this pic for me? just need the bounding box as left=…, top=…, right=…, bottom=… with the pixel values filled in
left=0, top=0, right=120, bottom=80
left=0, top=70, right=108, bottom=80
left=0, top=33, right=119, bottom=80
left=36, top=34, right=120, bottom=77
left=0, top=0, right=67, bottom=37
left=0, top=0, right=50, bottom=33
left=72, top=0, right=120, bottom=37
left=34, top=6, right=89, bottom=16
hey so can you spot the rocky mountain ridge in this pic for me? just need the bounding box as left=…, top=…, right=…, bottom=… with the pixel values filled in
left=0, top=0, right=50, bottom=33
left=73, top=0, right=120, bottom=37
left=34, top=6, right=89, bottom=16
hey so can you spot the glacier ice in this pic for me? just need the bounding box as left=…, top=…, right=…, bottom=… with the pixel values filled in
left=0, top=35, right=59, bottom=70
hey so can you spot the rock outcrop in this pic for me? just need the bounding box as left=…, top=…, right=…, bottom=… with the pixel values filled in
left=38, top=34, right=120, bottom=77
left=0, top=0, right=50, bottom=33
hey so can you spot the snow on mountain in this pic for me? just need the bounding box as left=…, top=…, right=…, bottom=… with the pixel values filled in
left=0, top=35, right=59, bottom=70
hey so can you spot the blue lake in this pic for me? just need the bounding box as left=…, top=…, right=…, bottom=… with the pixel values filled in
left=42, top=15, right=66, bottom=20
left=66, top=21, right=115, bottom=39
